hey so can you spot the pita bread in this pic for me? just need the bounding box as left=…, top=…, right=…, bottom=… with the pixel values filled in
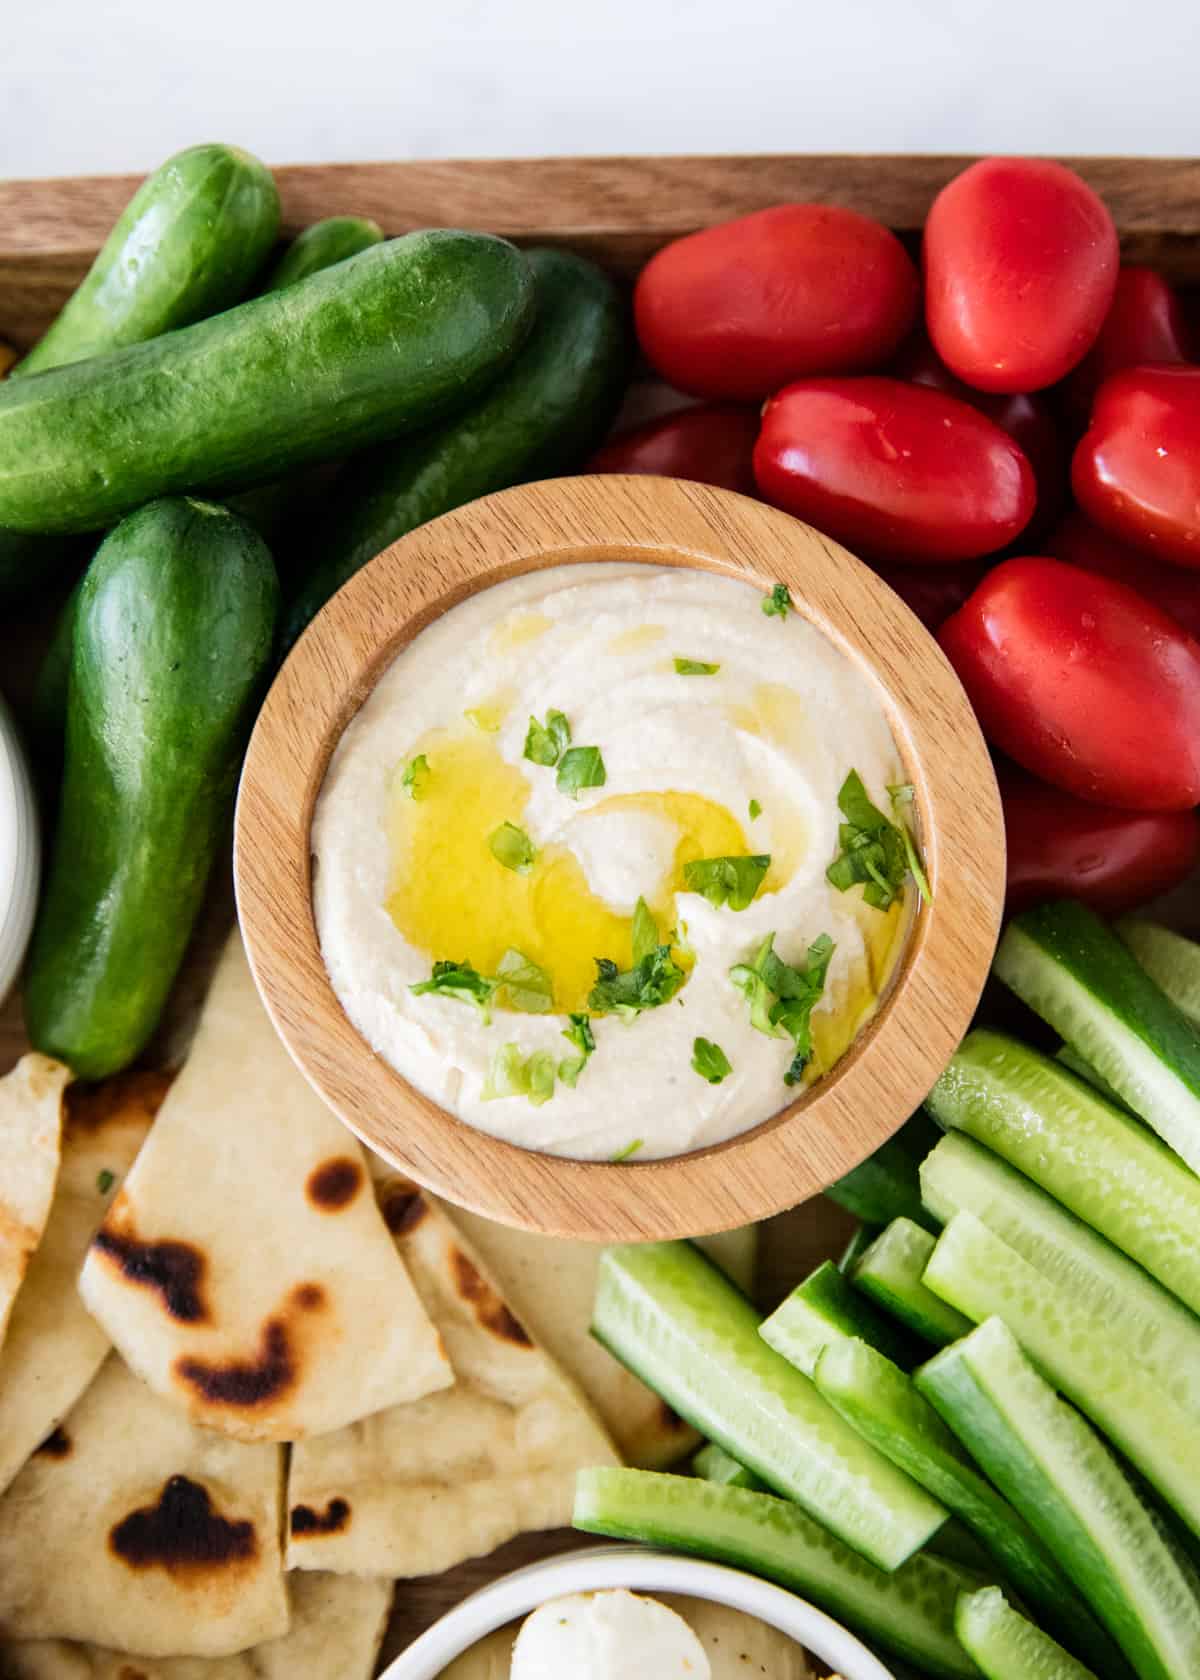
left=0, top=1571, right=391, bottom=1679
left=444, top=1209, right=758, bottom=1468
left=0, top=1072, right=168, bottom=1497
left=0, top=1355, right=287, bottom=1658
left=286, top=1177, right=618, bottom=1576
left=79, top=934, right=452, bottom=1442
left=0, top=1057, right=68, bottom=1356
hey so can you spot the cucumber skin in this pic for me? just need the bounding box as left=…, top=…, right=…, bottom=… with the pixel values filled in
left=1118, top=918, right=1200, bottom=1030
left=17, top=144, right=281, bottom=377
left=574, top=1468, right=980, bottom=1679
left=760, top=1260, right=918, bottom=1375
left=0, top=232, right=536, bottom=534
left=281, top=246, right=630, bottom=646
left=692, top=1441, right=764, bottom=1490
left=262, top=215, right=384, bottom=289
left=852, top=1218, right=974, bottom=1346
left=24, top=499, right=279, bottom=1077
left=827, top=1130, right=939, bottom=1232
left=956, top=1587, right=1101, bottom=1680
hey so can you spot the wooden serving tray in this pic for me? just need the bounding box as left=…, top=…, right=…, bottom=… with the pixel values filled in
left=0, top=151, right=1196, bottom=1668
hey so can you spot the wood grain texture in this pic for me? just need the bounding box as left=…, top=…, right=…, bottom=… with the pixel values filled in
left=1, top=153, right=1199, bottom=346
left=235, top=474, right=1004, bottom=1242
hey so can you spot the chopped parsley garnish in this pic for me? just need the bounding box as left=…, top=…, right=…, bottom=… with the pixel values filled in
left=610, top=1138, right=644, bottom=1162
left=495, top=948, right=554, bottom=1014
left=524, top=709, right=571, bottom=767
left=674, top=657, right=720, bottom=676
left=96, top=1169, right=115, bottom=1195
left=488, top=821, right=536, bottom=875
left=481, top=1043, right=556, bottom=1107
left=730, top=931, right=834, bottom=1086
left=683, top=853, right=771, bottom=911
left=589, top=897, right=685, bottom=1018
left=692, top=1037, right=732, bottom=1084
left=557, top=744, right=607, bottom=798
left=559, top=1012, right=596, bottom=1087
left=399, top=753, right=431, bottom=800
left=748, top=799, right=762, bottom=821
left=826, top=770, right=930, bottom=910
left=762, top=582, right=792, bottom=620
left=411, top=959, right=499, bottom=1022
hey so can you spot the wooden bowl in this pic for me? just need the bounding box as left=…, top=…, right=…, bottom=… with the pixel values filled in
left=235, top=476, right=1004, bottom=1241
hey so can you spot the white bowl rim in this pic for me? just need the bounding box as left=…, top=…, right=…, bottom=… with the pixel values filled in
left=381, top=1543, right=896, bottom=1679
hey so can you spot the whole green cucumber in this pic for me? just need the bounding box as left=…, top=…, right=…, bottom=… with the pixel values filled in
left=0, top=232, right=535, bottom=534
left=282, top=246, right=629, bottom=646
left=262, top=215, right=384, bottom=290
left=24, top=498, right=279, bottom=1078
left=16, top=143, right=281, bottom=378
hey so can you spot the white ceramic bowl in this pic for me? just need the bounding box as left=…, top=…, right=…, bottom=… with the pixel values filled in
left=0, top=695, right=38, bottom=1005
left=382, top=1545, right=897, bottom=1679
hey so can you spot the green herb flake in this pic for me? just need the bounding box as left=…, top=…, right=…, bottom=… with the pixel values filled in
left=692, top=1037, right=732, bottom=1085
left=826, top=770, right=930, bottom=910
left=488, top=821, right=536, bottom=875
left=481, top=1043, right=557, bottom=1107
left=399, top=753, right=431, bottom=800
left=748, top=799, right=762, bottom=821
left=683, top=854, right=771, bottom=912
left=674, top=657, right=720, bottom=676
left=495, top=948, right=554, bottom=1014
left=610, top=1139, right=644, bottom=1163
left=762, top=582, right=792, bottom=620
left=96, top=1169, right=115, bottom=1195
left=559, top=1012, right=596, bottom=1087
left=557, top=744, right=607, bottom=799
left=524, top=709, right=571, bottom=767
left=589, top=898, right=685, bottom=1019
left=411, top=959, right=499, bottom=1023
left=730, top=931, right=834, bottom=1085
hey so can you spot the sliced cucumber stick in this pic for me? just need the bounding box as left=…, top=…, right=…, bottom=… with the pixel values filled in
left=760, top=1260, right=917, bottom=1377
left=1056, top=1043, right=1132, bottom=1111
left=692, top=1441, right=764, bottom=1490
left=839, top=1223, right=881, bottom=1273
left=852, top=1219, right=974, bottom=1345
left=592, top=1242, right=947, bottom=1571
left=813, top=1338, right=1113, bottom=1676
left=926, top=1029, right=1200, bottom=1317
left=573, top=1468, right=979, bottom=1679
left=994, top=900, right=1200, bottom=1175
left=827, top=1128, right=938, bottom=1231
left=1118, top=918, right=1200, bottom=1030
left=917, top=1319, right=1197, bottom=1680
left=957, top=1586, right=1101, bottom=1680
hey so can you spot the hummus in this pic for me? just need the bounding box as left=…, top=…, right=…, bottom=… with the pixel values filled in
left=313, top=565, right=915, bottom=1161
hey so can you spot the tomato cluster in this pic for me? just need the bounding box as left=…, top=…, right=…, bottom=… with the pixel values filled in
left=592, top=159, right=1200, bottom=916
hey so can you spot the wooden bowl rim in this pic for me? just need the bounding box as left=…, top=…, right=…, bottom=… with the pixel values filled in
left=234, top=475, right=1004, bottom=1240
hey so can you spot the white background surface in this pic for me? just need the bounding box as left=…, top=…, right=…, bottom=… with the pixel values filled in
left=4, top=0, right=1199, bottom=179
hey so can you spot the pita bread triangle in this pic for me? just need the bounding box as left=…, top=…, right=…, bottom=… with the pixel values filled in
left=0, top=1056, right=68, bottom=1358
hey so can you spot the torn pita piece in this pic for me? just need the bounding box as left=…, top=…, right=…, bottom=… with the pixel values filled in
left=0, top=1571, right=392, bottom=1679
left=0, top=1071, right=169, bottom=1498
left=0, top=1055, right=68, bottom=1356
left=0, top=1355, right=287, bottom=1658
left=79, top=933, right=451, bottom=1441
left=286, top=1177, right=618, bottom=1577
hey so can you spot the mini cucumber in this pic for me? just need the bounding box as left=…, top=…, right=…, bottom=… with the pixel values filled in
left=0, top=232, right=535, bottom=534
left=994, top=900, right=1200, bottom=1174
left=691, top=1442, right=764, bottom=1490
left=812, top=1338, right=1115, bottom=1676
left=760, top=1260, right=917, bottom=1376
left=1118, top=919, right=1200, bottom=1028
left=956, top=1587, right=1102, bottom=1680
left=926, top=1030, right=1200, bottom=1316
left=918, top=1319, right=1200, bottom=1680
left=921, top=1133, right=1200, bottom=1422
left=925, top=1213, right=1200, bottom=1543
left=851, top=1219, right=973, bottom=1346
left=592, top=1242, right=948, bottom=1571
left=573, top=1468, right=980, bottom=1679
left=17, top=143, right=280, bottom=376
left=827, top=1117, right=940, bottom=1232
left=262, top=215, right=384, bottom=289
left=281, top=246, right=629, bottom=645
left=24, top=498, right=278, bottom=1077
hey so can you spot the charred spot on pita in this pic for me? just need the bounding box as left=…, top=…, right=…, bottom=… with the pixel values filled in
left=292, top=1282, right=326, bottom=1311
left=290, top=1497, right=351, bottom=1537
left=91, top=1223, right=208, bottom=1323
left=306, top=1155, right=364, bottom=1211
left=450, top=1247, right=533, bottom=1347
left=109, top=1475, right=257, bottom=1575
left=65, top=1070, right=173, bottom=1134
left=380, top=1183, right=428, bottom=1234
left=175, top=1317, right=294, bottom=1408
left=34, top=1425, right=71, bottom=1458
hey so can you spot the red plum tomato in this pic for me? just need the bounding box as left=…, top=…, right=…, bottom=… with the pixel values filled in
left=1045, top=511, right=1200, bottom=640
left=587, top=403, right=758, bottom=494
left=1072, top=365, right=1200, bottom=568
